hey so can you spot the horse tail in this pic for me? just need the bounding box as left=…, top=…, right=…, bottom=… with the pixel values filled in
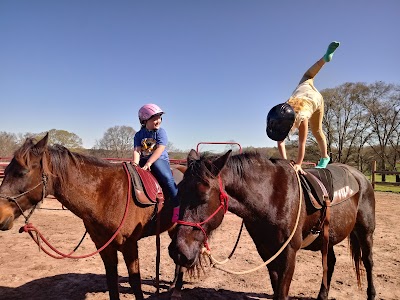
left=348, top=231, right=362, bottom=288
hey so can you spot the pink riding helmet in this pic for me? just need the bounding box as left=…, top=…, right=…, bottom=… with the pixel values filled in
left=138, top=103, right=164, bottom=124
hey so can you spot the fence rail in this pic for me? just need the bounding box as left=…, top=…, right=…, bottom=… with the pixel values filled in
left=0, top=157, right=12, bottom=179
left=371, top=160, right=400, bottom=189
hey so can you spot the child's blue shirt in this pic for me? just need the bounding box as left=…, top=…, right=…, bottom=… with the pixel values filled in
left=134, top=127, right=169, bottom=161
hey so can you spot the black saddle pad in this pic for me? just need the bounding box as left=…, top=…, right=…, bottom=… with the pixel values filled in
left=302, top=164, right=359, bottom=209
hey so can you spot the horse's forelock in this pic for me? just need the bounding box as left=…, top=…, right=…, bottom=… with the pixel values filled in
left=14, top=138, right=37, bottom=168
left=187, top=156, right=215, bottom=184
left=13, top=138, right=55, bottom=177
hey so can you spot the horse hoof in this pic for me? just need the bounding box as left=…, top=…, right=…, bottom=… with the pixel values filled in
left=171, top=289, right=182, bottom=300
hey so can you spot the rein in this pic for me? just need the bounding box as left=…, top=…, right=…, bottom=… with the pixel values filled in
left=15, top=164, right=132, bottom=259
left=176, top=176, right=229, bottom=251
left=202, top=164, right=303, bottom=275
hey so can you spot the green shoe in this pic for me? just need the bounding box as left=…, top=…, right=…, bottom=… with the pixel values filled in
left=315, top=157, right=330, bottom=168
left=323, top=41, right=340, bottom=62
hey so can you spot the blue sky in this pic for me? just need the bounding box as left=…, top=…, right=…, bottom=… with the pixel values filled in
left=1, top=1, right=399, bottom=151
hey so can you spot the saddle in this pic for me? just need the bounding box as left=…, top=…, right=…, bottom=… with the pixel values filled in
left=125, top=162, right=164, bottom=206
left=300, top=164, right=359, bottom=210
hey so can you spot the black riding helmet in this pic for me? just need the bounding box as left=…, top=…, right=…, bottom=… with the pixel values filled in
left=266, top=103, right=295, bottom=141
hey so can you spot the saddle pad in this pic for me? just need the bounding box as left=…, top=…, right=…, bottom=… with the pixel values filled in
left=135, top=165, right=164, bottom=202
left=125, top=162, right=164, bottom=205
left=305, top=164, right=359, bottom=206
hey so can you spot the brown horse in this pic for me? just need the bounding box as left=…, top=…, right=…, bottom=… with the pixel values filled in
left=169, top=150, right=376, bottom=300
left=0, top=134, right=184, bottom=300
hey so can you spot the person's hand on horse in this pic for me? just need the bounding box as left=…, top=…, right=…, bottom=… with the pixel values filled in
left=293, top=163, right=306, bottom=175
left=142, top=162, right=152, bottom=171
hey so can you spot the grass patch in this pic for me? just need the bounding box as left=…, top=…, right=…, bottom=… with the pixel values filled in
left=373, top=185, right=400, bottom=193
left=365, top=174, right=400, bottom=193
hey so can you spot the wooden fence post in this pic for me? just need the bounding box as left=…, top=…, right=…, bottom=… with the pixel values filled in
left=371, top=161, right=376, bottom=189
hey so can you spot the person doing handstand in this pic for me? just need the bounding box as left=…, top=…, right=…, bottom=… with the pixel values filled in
left=267, top=41, right=340, bottom=174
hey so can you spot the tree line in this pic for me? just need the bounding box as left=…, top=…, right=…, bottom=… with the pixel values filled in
left=319, top=81, right=398, bottom=172
left=1, top=81, right=399, bottom=173
left=0, top=126, right=183, bottom=160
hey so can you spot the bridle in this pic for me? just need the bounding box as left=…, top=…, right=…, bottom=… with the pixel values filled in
left=176, top=175, right=229, bottom=251
left=0, top=173, right=48, bottom=223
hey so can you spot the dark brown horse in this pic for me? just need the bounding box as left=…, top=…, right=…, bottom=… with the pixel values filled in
left=169, top=150, right=376, bottom=300
left=0, top=134, right=185, bottom=300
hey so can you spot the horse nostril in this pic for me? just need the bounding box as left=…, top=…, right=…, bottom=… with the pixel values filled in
left=168, top=242, right=192, bottom=267
left=0, top=215, right=14, bottom=231
left=176, top=253, right=191, bottom=267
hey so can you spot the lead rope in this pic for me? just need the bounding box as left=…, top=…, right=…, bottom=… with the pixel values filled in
left=203, top=164, right=303, bottom=275
left=205, top=220, right=245, bottom=265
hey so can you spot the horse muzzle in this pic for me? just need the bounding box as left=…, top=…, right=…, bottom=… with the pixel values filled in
left=168, top=236, right=200, bottom=268
left=0, top=205, right=15, bottom=231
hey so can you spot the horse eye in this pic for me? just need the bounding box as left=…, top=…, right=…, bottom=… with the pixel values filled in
left=197, top=182, right=210, bottom=194
left=16, top=169, right=29, bottom=177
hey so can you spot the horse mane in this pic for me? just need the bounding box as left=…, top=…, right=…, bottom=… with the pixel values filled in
left=190, top=151, right=276, bottom=182
left=14, top=138, right=112, bottom=187
left=226, top=151, right=273, bottom=179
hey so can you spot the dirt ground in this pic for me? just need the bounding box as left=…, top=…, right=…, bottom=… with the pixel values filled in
left=0, top=191, right=399, bottom=300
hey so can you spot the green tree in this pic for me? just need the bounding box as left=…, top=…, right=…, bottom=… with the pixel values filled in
left=39, top=129, right=83, bottom=149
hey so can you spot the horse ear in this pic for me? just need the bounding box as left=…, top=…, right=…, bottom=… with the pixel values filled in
left=32, top=133, right=49, bottom=156
left=187, top=149, right=199, bottom=164
left=211, top=150, right=232, bottom=176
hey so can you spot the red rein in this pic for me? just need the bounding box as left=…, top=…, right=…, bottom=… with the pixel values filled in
left=176, top=175, right=229, bottom=251
left=19, top=163, right=132, bottom=259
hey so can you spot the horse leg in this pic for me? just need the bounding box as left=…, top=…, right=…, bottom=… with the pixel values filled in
left=169, top=264, right=184, bottom=300
left=354, top=189, right=376, bottom=300
left=266, top=247, right=297, bottom=300
left=122, top=240, right=144, bottom=300
left=245, top=223, right=296, bottom=300
left=351, top=228, right=376, bottom=300
left=99, top=246, right=120, bottom=300
left=360, top=232, right=376, bottom=300
left=317, top=247, right=336, bottom=300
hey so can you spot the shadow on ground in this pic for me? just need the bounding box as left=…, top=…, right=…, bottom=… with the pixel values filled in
left=0, top=273, right=316, bottom=300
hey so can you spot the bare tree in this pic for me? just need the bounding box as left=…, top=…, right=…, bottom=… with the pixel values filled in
left=0, top=132, right=18, bottom=157
left=321, top=82, right=372, bottom=165
left=362, top=82, right=400, bottom=171
left=94, top=126, right=136, bottom=158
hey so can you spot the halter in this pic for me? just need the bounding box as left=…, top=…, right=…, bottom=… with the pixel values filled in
left=176, top=175, right=229, bottom=251
left=0, top=173, right=48, bottom=223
